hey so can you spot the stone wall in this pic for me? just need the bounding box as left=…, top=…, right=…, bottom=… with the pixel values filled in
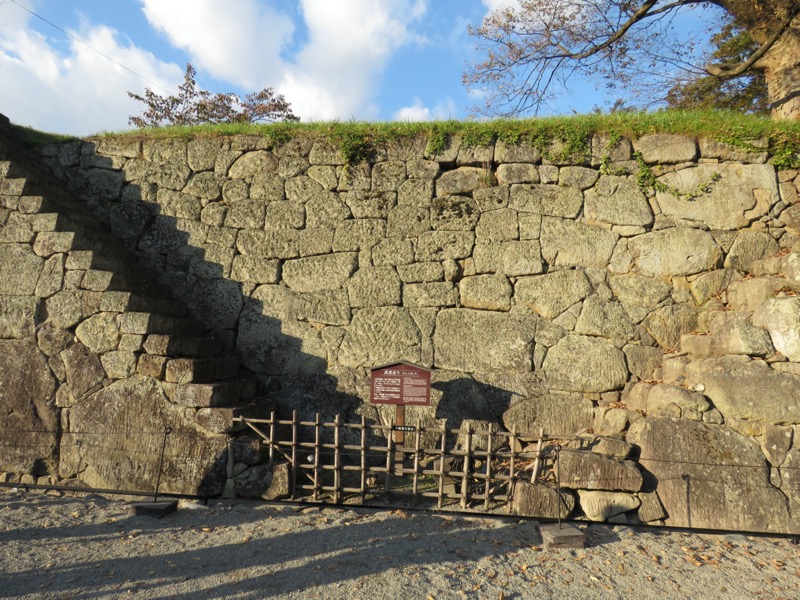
left=3, top=120, right=800, bottom=532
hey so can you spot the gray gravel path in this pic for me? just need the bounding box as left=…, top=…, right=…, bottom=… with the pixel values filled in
left=1, top=488, right=798, bottom=599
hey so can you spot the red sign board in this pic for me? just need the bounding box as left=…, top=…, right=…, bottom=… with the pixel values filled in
left=370, top=362, right=431, bottom=406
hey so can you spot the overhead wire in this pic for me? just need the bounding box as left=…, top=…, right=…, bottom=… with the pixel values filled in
left=4, top=0, right=171, bottom=94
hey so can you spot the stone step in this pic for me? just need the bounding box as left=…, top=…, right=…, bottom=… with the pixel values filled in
left=119, top=312, right=203, bottom=336
left=100, top=291, right=186, bottom=317
left=0, top=161, right=26, bottom=178
left=66, top=250, right=162, bottom=284
left=0, top=176, right=30, bottom=196
left=143, top=334, right=223, bottom=359
left=165, top=377, right=258, bottom=408
left=164, top=356, right=240, bottom=384
left=80, top=268, right=171, bottom=297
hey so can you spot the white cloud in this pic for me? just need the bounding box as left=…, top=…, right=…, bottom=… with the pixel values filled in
left=139, top=0, right=429, bottom=121
left=281, top=0, right=428, bottom=120
left=394, top=97, right=457, bottom=121
left=139, top=0, right=294, bottom=89
left=481, top=0, right=522, bottom=11
left=0, top=8, right=182, bottom=135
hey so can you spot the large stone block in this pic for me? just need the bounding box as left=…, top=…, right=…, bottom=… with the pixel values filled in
left=433, top=309, right=537, bottom=373
left=473, top=240, right=544, bottom=276
left=333, top=219, right=386, bottom=251
left=415, top=231, right=475, bottom=261
left=237, top=288, right=327, bottom=376
left=75, top=312, right=120, bottom=354
left=475, top=208, right=518, bottom=241
left=435, top=167, right=492, bottom=196
left=347, top=267, right=401, bottom=307
left=228, top=151, right=278, bottom=179
left=431, top=196, right=480, bottom=231
left=634, top=134, right=697, bottom=163
left=656, top=164, right=777, bottom=230
left=585, top=176, right=653, bottom=226
left=540, top=217, right=618, bottom=268
left=282, top=252, right=358, bottom=293
left=512, top=482, right=574, bottom=519
left=0, top=295, right=40, bottom=338
left=753, top=297, right=800, bottom=362
left=684, top=356, right=800, bottom=424
left=0, top=244, right=43, bottom=295
left=642, top=304, right=698, bottom=350
left=0, top=340, right=58, bottom=473
left=724, top=230, right=779, bottom=272
left=575, top=296, right=636, bottom=340
left=502, top=394, right=594, bottom=437
left=459, top=275, right=512, bottom=311
left=578, top=490, right=641, bottom=521
left=510, top=184, right=583, bottom=218
left=543, top=335, right=628, bottom=393
left=338, top=307, right=421, bottom=368
left=628, top=228, right=722, bottom=277
left=60, top=376, right=228, bottom=496
left=515, top=270, right=593, bottom=319
left=557, top=450, right=643, bottom=491
left=627, top=417, right=792, bottom=532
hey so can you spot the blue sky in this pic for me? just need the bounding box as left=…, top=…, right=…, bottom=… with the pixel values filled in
left=0, top=0, right=718, bottom=136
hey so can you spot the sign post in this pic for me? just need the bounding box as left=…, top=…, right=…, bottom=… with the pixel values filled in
left=369, top=362, right=432, bottom=474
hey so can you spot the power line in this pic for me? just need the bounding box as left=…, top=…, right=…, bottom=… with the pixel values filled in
left=5, top=0, right=171, bottom=95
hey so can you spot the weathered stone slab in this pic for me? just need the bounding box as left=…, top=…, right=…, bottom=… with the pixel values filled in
left=347, top=267, right=401, bottom=307
left=540, top=217, right=618, bottom=268
left=656, top=164, right=777, bottom=230
left=585, top=176, right=653, bottom=226
left=558, top=450, right=643, bottom=491
left=403, top=282, right=458, bottom=308
left=753, top=298, right=800, bottom=362
left=459, top=275, right=512, bottom=311
left=415, top=231, right=474, bottom=261
left=575, top=296, right=636, bottom=340
left=282, top=252, right=358, bottom=292
left=434, top=309, right=538, bottom=373
left=182, top=278, right=243, bottom=331
left=0, top=244, right=43, bottom=295
left=333, top=219, right=386, bottom=251
left=0, top=340, right=58, bottom=473
left=473, top=240, right=544, bottom=276
left=387, top=205, right=431, bottom=238
left=512, top=482, right=574, bottom=519
left=237, top=290, right=327, bottom=376
left=496, top=163, right=538, bottom=185
left=578, top=490, right=641, bottom=521
left=515, top=270, right=593, bottom=319
left=543, top=335, right=628, bottom=393
left=435, top=167, right=492, bottom=196
left=60, top=375, right=228, bottom=496
left=75, top=312, right=120, bottom=354
left=647, top=384, right=709, bottom=416
left=475, top=208, right=518, bottom=241
left=510, top=184, right=583, bottom=218
left=623, top=345, right=663, bottom=380
left=297, top=290, right=351, bottom=326
left=629, top=228, right=722, bottom=277
left=634, top=134, right=697, bottom=163
left=503, top=394, right=595, bottom=437
left=684, top=356, right=800, bottom=424
left=60, top=343, right=105, bottom=399
left=724, top=230, right=779, bottom=272
left=0, top=295, right=40, bottom=338
left=431, top=196, right=480, bottom=231
left=627, top=417, right=792, bottom=532
left=643, top=304, right=698, bottom=350
left=338, top=307, right=421, bottom=368
left=761, top=424, right=793, bottom=467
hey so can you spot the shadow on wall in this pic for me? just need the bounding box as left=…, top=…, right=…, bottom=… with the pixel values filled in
left=37, top=137, right=518, bottom=497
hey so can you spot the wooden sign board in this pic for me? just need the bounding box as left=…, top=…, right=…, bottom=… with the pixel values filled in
left=369, top=362, right=431, bottom=407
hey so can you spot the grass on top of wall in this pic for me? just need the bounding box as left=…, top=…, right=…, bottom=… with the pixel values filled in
left=12, top=110, right=800, bottom=168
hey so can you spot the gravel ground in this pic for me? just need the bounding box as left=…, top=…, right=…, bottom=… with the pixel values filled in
left=1, top=488, right=799, bottom=600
